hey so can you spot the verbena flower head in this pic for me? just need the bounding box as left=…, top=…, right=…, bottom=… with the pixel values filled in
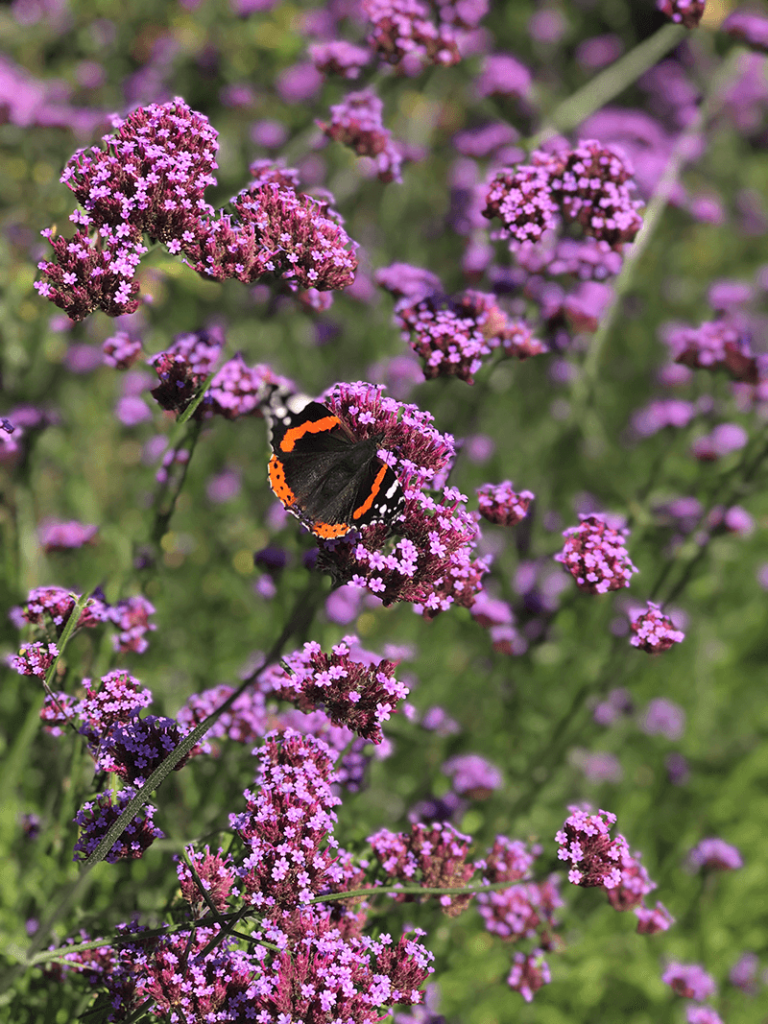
left=475, top=53, right=532, bottom=99
left=363, top=0, right=461, bottom=70
left=73, top=787, right=164, bottom=863
left=477, top=481, right=534, bottom=526
left=507, top=950, right=551, bottom=1002
left=149, top=327, right=224, bottom=413
left=208, top=355, right=292, bottom=420
left=102, top=330, right=143, bottom=369
left=662, top=962, right=717, bottom=1000
left=606, top=848, right=656, bottom=911
left=641, top=697, right=686, bottom=740
left=555, top=515, right=639, bottom=594
left=442, top=753, right=502, bottom=797
left=368, top=821, right=475, bottom=916
left=376, top=262, right=443, bottom=302
left=262, top=636, right=408, bottom=744
left=38, top=519, right=98, bottom=551
left=555, top=807, right=629, bottom=888
left=176, top=846, right=237, bottom=913
left=722, top=10, right=768, bottom=53
left=476, top=839, right=561, bottom=948
left=688, top=837, right=743, bottom=872
left=657, top=0, right=706, bottom=29
left=635, top=901, right=675, bottom=934
left=11, top=585, right=109, bottom=634
left=630, top=601, right=685, bottom=652
left=40, top=691, right=77, bottom=735
left=484, top=161, right=559, bottom=246
left=319, top=87, right=403, bottom=183
left=665, top=319, right=758, bottom=381
left=310, top=40, right=372, bottom=79
left=77, top=669, right=153, bottom=740
left=96, top=713, right=189, bottom=785
left=108, top=596, right=157, bottom=654
left=729, top=951, right=759, bottom=994
left=315, top=382, right=490, bottom=617
left=9, top=641, right=59, bottom=678
left=686, top=1007, right=724, bottom=1024
left=230, top=729, right=342, bottom=908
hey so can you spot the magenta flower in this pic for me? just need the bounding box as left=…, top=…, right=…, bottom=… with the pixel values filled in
left=319, top=88, right=403, bottom=184
left=363, top=0, right=461, bottom=70
left=686, top=1007, right=724, bottom=1024
left=38, top=519, right=98, bottom=552
left=688, top=838, right=743, bottom=872
left=176, top=846, right=237, bottom=913
left=484, top=161, right=559, bottom=246
left=108, top=595, right=157, bottom=654
left=641, top=697, right=686, bottom=740
left=375, top=262, right=443, bottom=302
left=39, top=690, right=76, bottom=736
left=475, top=53, right=531, bottom=100
left=555, top=514, right=639, bottom=595
left=476, top=838, right=561, bottom=948
left=102, top=331, right=143, bottom=369
left=630, top=602, right=685, bottom=653
left=73, top=787, right=164, bottom=863
left=605, top=848, right=656, bottom=911
left=11, top=585, right=109, bottom=634
left=555, top=807, right=629, bottom=888
left=442, top=753, right=502, bottom=797
left=723, top=10, right=768, bottom=53
left=9, top=641, right=59, bottom=679
left=313, top=382, right=490, bottom=617
left=77, top=670, right=153, bottom=738
left=208, top=355, right=292, bottom=420
left=368, top=821, right=476, bottom=915
left=729, top=952, right=759, bottom=994
left=309, top=40, right=372, bottom=79
left=477, top=481, right=534, bottom=527
left=262, top=635, right=409, bottom=744
left=507, top=950, right=551, bottom=1002
left=663, top=962, right=717, bottom=1000
left=96, top=714, right=189, bottom=786
left=657, top=0, right=707, bottom=29
left=665, top=318, right=758, bottom=382
left=635, top=901, right=675, bottom=935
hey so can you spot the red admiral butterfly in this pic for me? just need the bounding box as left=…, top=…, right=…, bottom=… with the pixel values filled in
left=265, top=388, right=405, bottom=540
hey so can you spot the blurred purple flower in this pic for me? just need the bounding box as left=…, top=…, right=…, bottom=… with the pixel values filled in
left=657, top=0, right=706, bottom=28
left=688, top=837, right=743, bottom=872
left=475, top=53, right=531, bottom=99
left=477, top=481, right=534, bottom=526
left=276, top=61, right=323, bottom=102
left=686, top=1007, right=724, bottom=1024
left=310, top=40, right=371, bottom=79
left=64, top=343, right=103, bottom=374
left=206, top=468, right=242, bottom=503
left=115, top=396, right=152, bottom=427
left=250, top=118, right=289, bottom=149
left=103, top=331, right=143, bottom=369
left=575, top=34, right=623, bottom=70
left=38, top=519, right=98, bottom=551
left=640, top=698, right=686, bottom=740
left=662, top=962, right=716, bottom=1000
left=571, top=749, right=623, bottom=784
left=528, top=8, right=566, bottom=43
left=729, top=952, right=759, bottom=994
left=442, top=753, right=502, bottom=797
left=635, top=901, right=675, bottom=934
left=723, top=9, right=768, bottom=53
left=507, top=951, right=551, bottom=1002
left=420, top=706, right=461, bottom=736
left=666, top=752, right=690, bottom=786
left=319, top=88, right=403, bottom=183
left=593, top=688, right=633, bottom=726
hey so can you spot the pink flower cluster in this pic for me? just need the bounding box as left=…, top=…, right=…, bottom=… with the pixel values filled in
left=665, top=318, right=761, bottom=382
left=9, top=641, right=59, bottom=679
left=477, top=481, right=535, bottom=526
left=314, top=382, right=490, bottom=617
left=368, top=820, right=476, bottom=915
left=363, top=0, right=466, bottom=71
left=484, top=140, right=643, bottom=252
left=555, top=807, right=629, bottom=889
left=262, top=636, right=409, bottom=744
left=35, top=100, right=358, bottom=321
left=309, top=40, right=372, bottom=79
left=319, top=88, right=403, bottom=183
left=38, top=519, right=99, bottom=551
left=657, top=0, right=706, bottom=29
left=555, top=514, right=639, bottom=595
left=630, top=601, right=685, bottom=652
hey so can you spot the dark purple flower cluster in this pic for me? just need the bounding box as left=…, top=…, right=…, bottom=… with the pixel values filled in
left=555, top=807, right=629, bottom=889
left=38, top=519, right=98, bottom=551
left=35, top=100, right=359, bottom=321
left=309, top=40, right=372, bottom=79
left=555, top=515, right=639, bottom=595
left=657, top=0, right=706, bottom=29
left=484, top=141, right=643, bottom=252
left=319, top=88, right=403, bottom=183
left=148, top=327, right=223, bottom=412
left=688, top=837, right=743, bottom=872
left=362, top=0, right=462, bottom=70
left=102, top=330, right=143, bottom=369
left=477, top=481, right=535, bottom=526
left=665, top=318, right=761, bottom=382
left=73, top=787, right=164, bottom=863
left=262, top=636, right=408, bottom=744
left=96, top=714, right=189, bottom=786
left=368, top=820, right=476, bottom=915
left=314, top=382, right=490, bottom=617
left=722, top=10, right=768, bottom=53
left=9, top=641, right=59, bottom=679
left=630, top=601, right=685, bottom=652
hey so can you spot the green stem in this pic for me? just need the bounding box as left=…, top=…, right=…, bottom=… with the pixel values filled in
left=151, top=419, right=202, bottom=546
left=529, top=25, right=686, bottom=147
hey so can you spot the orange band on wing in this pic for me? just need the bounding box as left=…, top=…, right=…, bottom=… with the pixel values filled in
left=313, top=520, right=351, bottom=539
left=268, top=455, right=296, bottom=504
left=280, top=415, right=340, bottom=452
left=352, top=463, right=388, bottom=520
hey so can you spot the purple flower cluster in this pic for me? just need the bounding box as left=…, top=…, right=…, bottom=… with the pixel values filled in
left=38, top=519, right=98, bottom=551
left=507, top=951, right=551, bottom=1003
left=723, top=10, right=768, bottom=53
left=149, top=327, right=224, bottom=413
left=362, top=0, right=462, bottom=71
left=102, top=330, right=143, bottom=369
left=9, top=641, right=59, bottom=679
left=477, top=481, right=535, bottom=526
left=35, top=100, right=358, bottom=321
left=688, top=838, right=743, bottom=872
left=310, top=40, right=372, bottom=79
left=176, top=846, right=237, bottom=913
left=657, top=0, right=707, bottom=29
left=484, top=141, right=643, bottom=252
left=442, top=753, right=502, bottom=797
left=555, top=807, right=629, bottom=889
left=663, top=962, right=717, bottom=1000
left=555, top=515, right=639, bottom=595
left=262, top=636, right=409, bottom=743
left=314, top=382, right=490, bottom=617
left=629, top=601, right=685, bottom=653
left=664, top=318, right=761, bottom=382
left=109, top=596, right=157, bottom=654
left=368, top=820, right=476, bottom=915
left=319, top=88, right=403, bottom=183
left=73, top=788, right=164, bottom=863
